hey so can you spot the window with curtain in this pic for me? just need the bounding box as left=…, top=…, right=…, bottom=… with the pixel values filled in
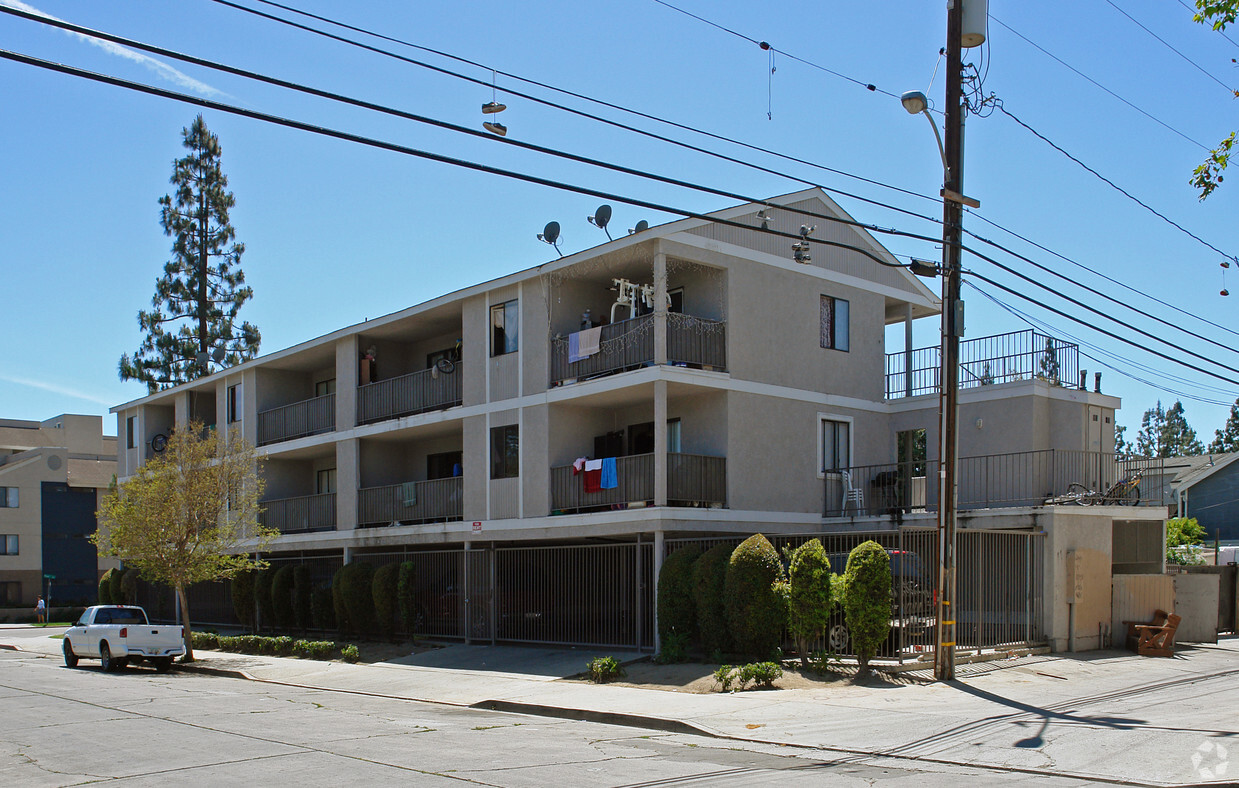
left=819, top=418, right=850, bottom=473
left=820, top=295, right=850, bottom=351
left=490, top=425, right=519, bottom=478
left=490, top=299, right=519, bottom=356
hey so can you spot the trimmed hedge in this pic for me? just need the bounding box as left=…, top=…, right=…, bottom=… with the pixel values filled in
left=724, top=534, right=786, bottom=661
left=272, top=565, right=295, bottom=630
left=311, top=584, right=336, bottom=631
left=255, top=566, right=275, bottom=631
left=98, top=569, right=116, bottom=605
left=842, top=540, right=892, bottom=673
left=397, top=561, right=417, bottom=635
left=232, top=571, right=255, bottom=631
left=119, top=568, right=140, bottom=605
left=195, top=631, right=340, bottom=661
left=108, top=568, right=124, bottom=605
left=331, top=567, right=347, bottom=633
left=335, top=562, right=376, bottom=636
left=786, top=539, right=833, bottom=667
left=372, top=563, right=399, bottom=639
left=293, top=566, right=312, bottom=631
left=657, top=546, right=701, bottom=646
left=693, top=543, right=732, bottom=657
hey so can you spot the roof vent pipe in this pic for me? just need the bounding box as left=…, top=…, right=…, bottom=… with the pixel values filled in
left=1094, top=372, right=1102, bottom=394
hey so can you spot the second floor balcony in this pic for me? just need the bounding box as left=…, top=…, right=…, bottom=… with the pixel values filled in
left=357, top=364, right=463, bottom=425
left=357, top=477, right=464, bottom=527
left=259, top=492, right=336, bottom=534
left=550, top=313, right=727, bottom=387
left=550, top=452, right=727, bottom=514
left=257, top=393, right=335, bottom=446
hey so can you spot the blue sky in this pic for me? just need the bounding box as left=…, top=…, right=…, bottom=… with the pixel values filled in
left=1, top=0, right=1236, bottom=443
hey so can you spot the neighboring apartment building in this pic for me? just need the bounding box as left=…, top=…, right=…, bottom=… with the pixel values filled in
left=112, top=189, right=1141, bottom=650
left=0, top=414, right=117, bottom=609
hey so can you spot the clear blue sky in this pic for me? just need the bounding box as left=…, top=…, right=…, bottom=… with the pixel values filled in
left=1, top=0, right=1236, bottom=443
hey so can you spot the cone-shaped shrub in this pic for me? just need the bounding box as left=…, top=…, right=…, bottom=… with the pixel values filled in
left=255, top=566, right=275, bottom=632
left=397, top=561, right=417, bottom=635
left=842, top=540, right=892, bottom=673
left=335, top=562, right=376, bottom=636
left=293, top=565, right=312, bottom=631
left=658, top=546, right=701, bottom=645
left=98, top=569, right=116, bottom=605
left=724, top=534, right=786, bottom=661
left=693, top=543, right=732, bottom=657
left=231, top=570, right=255, bottom=631
left=272, top=565, right=295, bottom=630
left=311, top=584, right=336, bottom=631
left=372, top=563, right=399, bottom=638
left=786, top=539, right=832, bottom=666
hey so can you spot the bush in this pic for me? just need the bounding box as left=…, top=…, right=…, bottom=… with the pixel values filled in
left=724, top=534, right=786, bottom=661
left=372, top=563, right=400, bottom=639
left=842, top=541, right=892, bottom=673
left=98, top=569, right=116, bottom=605
left=1167, top=517, right=1207, bottom=565
left=108, top=567, right=124, bottom=604
left=231, top=570, right=256, bottom=631
left=293, top=639, right=335, bottom=659
left=255, top=566, right=275, bottom=632
left=293, top=566, right=312, bottom=630
left=238, top=635, right=263, bottom=653
left=311, top=584, right=336, bottom=631
left=340, top=643, right=360, bottom=663
left=397, top=561, right=417, bottom=635
left=272, top=565, right=295, bottom=630
left=270, top=635, right=294, bottom=656
left=655, top=631, right=690, bottom=664
left=712, top=664, right=736, bottom=692
left=332, top=567, right=348, bottom=633
left=586, top=656, right=625, bottom=683
left=216, top=635, right=241, bottom=652
left=336, top=563, right=376, bottom=636
left=657, top=546, right=701, bottom=647
left=737, top=661, right=783, bottom=689
left=693, top=544, right=732, bottom=657
left=786, top=539, right=833, bottom=667
left=119, top=568, right=140, bottom=605
left=192, top=631, right=219, bottom=650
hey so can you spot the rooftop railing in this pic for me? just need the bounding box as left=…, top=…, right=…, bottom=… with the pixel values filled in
left=886, top=330, right=1080, bottom=399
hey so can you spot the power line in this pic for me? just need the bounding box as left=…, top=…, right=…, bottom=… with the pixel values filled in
left=989, top=15, right=1212, bottom=151
left=996, top=103, right=1236, bottom=262
left=210, top=0, right=942, bottom=225
left=1102, top=0, right=1236, bottom=94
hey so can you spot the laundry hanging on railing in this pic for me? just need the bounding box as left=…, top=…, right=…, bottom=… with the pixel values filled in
left=583, top=458, right=603, bottom=493
left=568, top=327, right=603, bottom=363
left=600, top=457, right=618, bottom=489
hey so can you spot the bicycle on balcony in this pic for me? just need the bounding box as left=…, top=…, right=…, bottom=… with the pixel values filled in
left=1044, top=469, right=1142, bottom=506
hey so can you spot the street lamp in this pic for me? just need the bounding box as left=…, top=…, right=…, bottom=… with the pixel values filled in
left=900, top=91, right=948, bottom=179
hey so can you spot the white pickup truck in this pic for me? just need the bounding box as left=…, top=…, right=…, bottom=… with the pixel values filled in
left=63, top=605, right=185, bottom=673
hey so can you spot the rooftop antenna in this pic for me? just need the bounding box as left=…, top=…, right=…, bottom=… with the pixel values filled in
left=628, top=219, right=649, bottom=235
left=538, top=220, right=563, bottom=257
left=482, top=69, right=508, bottom=136
left=587, top=204, right=613, bottom=240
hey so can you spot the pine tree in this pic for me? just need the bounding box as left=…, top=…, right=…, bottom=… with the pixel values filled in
left=1114, top=424, right=1129, bottom=458
left=120, top=115, right=260, bottom=392
left=1135, top=402, right=1165, bottom=458
left=1209, top=397, right=1239, bottom=453
left=1135, top=400, right=1204, bottom=458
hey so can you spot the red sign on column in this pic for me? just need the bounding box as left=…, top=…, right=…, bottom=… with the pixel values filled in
left=472, top=521, right=482, bottom=532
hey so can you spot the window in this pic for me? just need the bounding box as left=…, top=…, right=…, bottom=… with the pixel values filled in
left=316, top=468, right=337, bottom=495
left=490, top=425, right=519, bottom=479
left=667, top=418, right=682, bottom=453
left=820, top=295, right=850, bottom=351
left=628, top=422, right=655, bottom=455
left=490, top=299, right=519, bottom=356
left=126, top=416, right=136, bottom=450
left=315, top=378, right=336, bottom=398
left=427, top=451, right=463, bottom=480
left=818, top=418, right=851, bottom=475
left=227, top=384, right=241, bottom=423
left=0, top=488, right=17, bottom=508
left=1, top=534, right=17, bottom=555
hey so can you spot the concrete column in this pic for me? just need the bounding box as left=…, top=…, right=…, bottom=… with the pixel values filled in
left=336, top=438, right=359, bottom=531
left=173, top=391, right=191, bottom=429
left=904, top=303, right=914, bottom=398
left=342, top=546, right=353, bottom=565
left=241, top=369, right=259, bottom=446
left=654, top=378, right=667, bottom=507
left=335, top=335, right=359, bottom=431
left=654, top=252, right=668, bottom=365
left=652, top=530, right=665, bottom=653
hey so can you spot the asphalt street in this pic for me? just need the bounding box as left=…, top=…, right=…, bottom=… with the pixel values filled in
left=0, top=648, right=1105, bottom=787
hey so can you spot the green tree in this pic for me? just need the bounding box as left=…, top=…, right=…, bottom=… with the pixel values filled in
left=1114, top=424, right=1130, bottom=458
left=1166, top=517, right=1208, bottom=565
left=785, top=539, right=833, bottom=668
left=842, top=541, right=892, bottom=674
left=93, top=423, right=275, bottom=661
left=724, top=534, right=786, bottom=661
left=1038, top=337, right=1060, bottom=384
left=1136, top=400, right=1204, bottom=458
left=1209, top=397, right=1239, bottom=453
left=1192, top=3, right=1239, bottom=196
left=120, top=115, right=260, bottom=392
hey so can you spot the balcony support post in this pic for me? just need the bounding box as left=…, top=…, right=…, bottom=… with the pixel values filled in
left=654, top=252, right=668, bottom=366
left=904, top=303, right=914, bottom=398
left=654, top=379, right=668, bottom=507
left=337, top=437, right=359, bottom=532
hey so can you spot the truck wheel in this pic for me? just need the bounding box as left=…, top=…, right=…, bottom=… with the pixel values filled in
left=63, top=639, right=79, bottom=668
left=153, top=658, right=173, bottom=673
left=100, top=642, right=115, bottom=672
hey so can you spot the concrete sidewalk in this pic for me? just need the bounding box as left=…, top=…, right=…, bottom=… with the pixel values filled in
left=5, top=632, right=1236, bottom=786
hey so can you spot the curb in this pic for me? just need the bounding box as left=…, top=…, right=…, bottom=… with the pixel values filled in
left=468, top=699, right=711, bottom=738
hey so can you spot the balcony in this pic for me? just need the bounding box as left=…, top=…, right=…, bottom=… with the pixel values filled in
left=550, top=453, right=727, bottom=514
left=357, top=364, right=463, bottom=425
left=260, top=492, right=336, bottom=534
left=550, top=313, right=726, bottom=386
left=824, top=450, right=1164, bottom=518
left=886, top=330, right=1080, bottom=399
left=257, top=393, right=335, bottom=446
left=357, top=477, right=464, bottom=527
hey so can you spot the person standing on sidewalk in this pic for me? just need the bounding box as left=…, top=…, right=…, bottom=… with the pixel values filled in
left=35, top=596, right=45, bottom=624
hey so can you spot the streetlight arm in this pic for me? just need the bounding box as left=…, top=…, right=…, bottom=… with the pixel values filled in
left=921, top=110, right=949, bottom=182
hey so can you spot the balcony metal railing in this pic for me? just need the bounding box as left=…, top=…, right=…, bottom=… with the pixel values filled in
left=550, top=313, right=728, bottom=385
left=257, top=393, right=335, bottom=446
left=885, top=330, right=1080, bottom=399
left=550, top=452, right=726, bottom=513
left=825, top=450, right=1164, bottom=517
left=357, top=364, right=463, bottom=425
left=259, top=492, right=336, bottom=534
left=357, top=477, right=464, bottom=527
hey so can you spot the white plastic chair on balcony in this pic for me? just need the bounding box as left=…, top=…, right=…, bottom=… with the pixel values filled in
left=841, top=470, right=864, bottom=513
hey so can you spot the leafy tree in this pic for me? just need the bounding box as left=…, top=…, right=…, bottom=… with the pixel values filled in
left=1209, top=397, right=1239, bottom=453
left=120, top=115, right=260, bottom=393
left=1135, top=400, right=1204, bottom=458
left=1166, top=517, right=1208, bottom=565
left=842, top=541, right=892, bottom=674
left=1114, top=424, right=1130, bottom=458
left=724, top=534, right=786, bottom=661
left=1191, top=3, right=1239, bottom=197
left=93, top=423, right=275, bottom=661
left=785, top=539, right=833, bottom=668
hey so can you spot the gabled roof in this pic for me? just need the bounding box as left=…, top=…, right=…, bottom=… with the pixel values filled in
left=1168, top=452, right=1239, bottom=491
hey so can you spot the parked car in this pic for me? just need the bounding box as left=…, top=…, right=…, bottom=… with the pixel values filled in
left=62, top=605, right=185, bottom=673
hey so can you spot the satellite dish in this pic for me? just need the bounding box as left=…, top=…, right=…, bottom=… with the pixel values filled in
left=629, top=219, right=649, bottom=235
left=587, top=204, right=613, bottom=240
left=195, top=351, right=209, bottom=368
left=537, top=221, right=563, bottom=257
left=211, top=346, right=226, bottom=363
left=150, top=433, right=168, bottom=453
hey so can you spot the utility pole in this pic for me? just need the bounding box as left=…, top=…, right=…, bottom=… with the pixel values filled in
left=935, top=0, right=966, bottom=683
